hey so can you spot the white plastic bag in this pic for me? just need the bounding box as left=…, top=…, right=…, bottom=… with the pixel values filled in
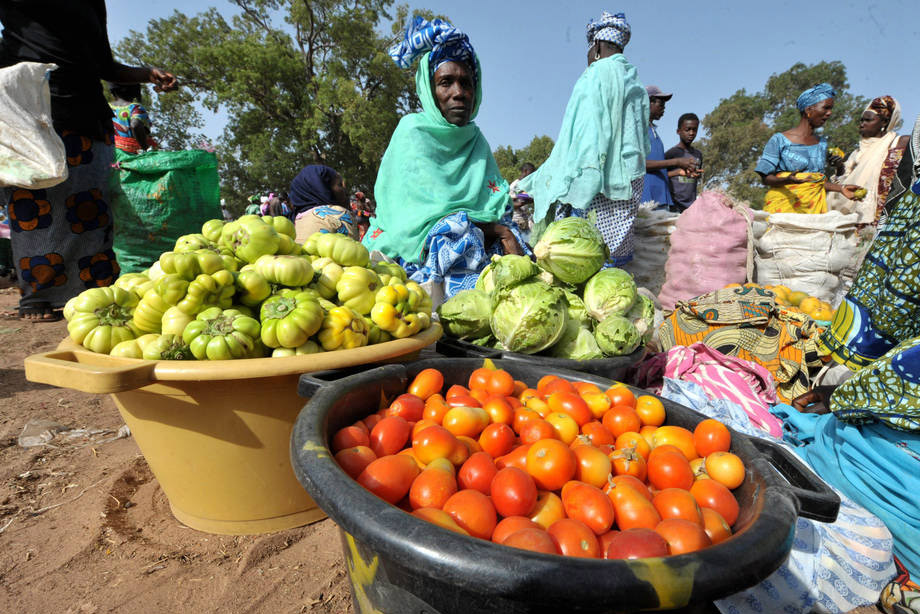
left=620, top=201, right=680, bottom=296
left=0, top=62, right=68, bottom=189
left=754, top=211, right=863, bottom=305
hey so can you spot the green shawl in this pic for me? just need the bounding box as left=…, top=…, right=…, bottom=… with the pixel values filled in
left=518, top=54, right=650, bottom=223
left=362, top=53, right=509, bottom=264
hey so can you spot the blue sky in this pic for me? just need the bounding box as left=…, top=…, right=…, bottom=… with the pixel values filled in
left=108, top=0, right=919, bottom=152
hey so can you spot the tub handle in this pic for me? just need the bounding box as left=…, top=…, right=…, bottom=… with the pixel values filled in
left=297, top=363, right=407, bottom=399
left=751, top=438, right=840, bottom=523
left=24, top=350, right=157, bottom=394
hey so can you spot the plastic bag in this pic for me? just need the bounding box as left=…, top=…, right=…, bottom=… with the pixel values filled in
left=0, top=62, right=68, bottom=189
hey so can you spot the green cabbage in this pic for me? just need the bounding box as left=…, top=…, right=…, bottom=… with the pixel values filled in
left=562, top=290, right=592, bottom=327
left=626, top=294, right=655, bottom=343
left=533, top=218, right=608, bottom=284
left=594, top=314, right=641, bottom=356
left=475, top=262, right=495, bottom=294
left=583, top=268, right=637, bottom=321
left=490, top=254, right=541, bottom=293
left=548, top=320, right=604, bottom=360
left=490, top=280, right=568, bottom=354
left=436, top=289, right=492, bottom=339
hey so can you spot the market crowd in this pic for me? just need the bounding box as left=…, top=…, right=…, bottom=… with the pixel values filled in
left=1, top=3, right=918, bottom=614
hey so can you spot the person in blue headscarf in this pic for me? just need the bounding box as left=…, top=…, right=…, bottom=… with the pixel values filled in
left=755, top=83, right=862, bottom=213
left=517, top=11, right=649, bottom=267
left=363, top=17, right=528, bottom=302
left=289, top=164, right=355, bottom=241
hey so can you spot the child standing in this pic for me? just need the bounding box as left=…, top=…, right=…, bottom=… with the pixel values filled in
left=665, top=113, right=704, bottom=212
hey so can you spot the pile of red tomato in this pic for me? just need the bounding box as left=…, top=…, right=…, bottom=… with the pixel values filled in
left=331, top=366, right=747, bottom=560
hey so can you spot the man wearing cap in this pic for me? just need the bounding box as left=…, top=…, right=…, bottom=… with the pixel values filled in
left=642, top=86, right=698, bottom=211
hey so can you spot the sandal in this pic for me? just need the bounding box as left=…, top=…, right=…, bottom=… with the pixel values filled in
left=19, top=303, right=63, bottom=322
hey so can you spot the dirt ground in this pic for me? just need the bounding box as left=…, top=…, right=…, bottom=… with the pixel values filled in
left=0, top=288, right=354, bottom=614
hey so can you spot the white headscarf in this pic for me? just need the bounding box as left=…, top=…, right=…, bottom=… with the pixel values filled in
left=827, top=97, right=902, bottom=223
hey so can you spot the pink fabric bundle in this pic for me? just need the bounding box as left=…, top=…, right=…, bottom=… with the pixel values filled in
left=663, top=343, right=783, bottom=437
left=658, top=191, right=754, bottom=310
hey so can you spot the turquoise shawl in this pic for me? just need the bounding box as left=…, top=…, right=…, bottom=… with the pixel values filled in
left=363, top=53, right=509, bottom=264
left=518, top=54, right=650, bottom=223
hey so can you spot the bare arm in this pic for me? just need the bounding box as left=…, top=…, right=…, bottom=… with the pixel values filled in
left=130, top=118, right=150, bottom=150
left=647, top=157, right=696, bottom=172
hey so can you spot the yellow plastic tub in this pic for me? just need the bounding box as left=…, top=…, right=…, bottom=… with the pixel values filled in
left=24, top=324, right=441, bottom=535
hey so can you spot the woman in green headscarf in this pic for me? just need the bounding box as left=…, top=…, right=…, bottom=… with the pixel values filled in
left=362, top=17, right=526, bottom=299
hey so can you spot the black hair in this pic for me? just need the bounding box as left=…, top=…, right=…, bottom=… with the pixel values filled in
left=109, top=82, right=142, bottom=102
left=677, top=113, right=699, bottom=128
left=520, top=162, right=536, bottom=173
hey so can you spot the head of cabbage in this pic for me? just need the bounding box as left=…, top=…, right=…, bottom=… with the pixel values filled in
left=583, top=268, right=637, bottom=321
left=594, top=314, right=641, bottom=356
left=533, top=218, right=608, bottom=285
left=626, top=293, right=656, bottom=343
left=548, top=320, right=604, bottom=360
left=490, top=254, right=541, bottom=293
left=490, top=280, right=568, bottom=354
left=436, top=289, right=492, bottom=340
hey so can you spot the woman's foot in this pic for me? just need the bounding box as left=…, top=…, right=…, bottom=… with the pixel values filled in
left=19, top=303, right=62, bottom=322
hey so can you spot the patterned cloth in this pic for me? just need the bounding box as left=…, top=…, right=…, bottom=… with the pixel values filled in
left=796, top=82, right=837, bottom=111
left=3, top=132, right=118, bottom=309
left=109, top=102, right=150, bottom=154
left=654, top=286, right=825, bottom=403
left=400, top=210, right=530, bottom=299
left=658, top=379, right=896, bottom=614
left=388, top=17, right=477, bottom=84
left=585, top=11, right=631, bottom=48
left=293, top=205, right=357, bottom=243
left=755, top=133, right=830, bottom=175
left=764, top=171, right=828, bottom=214
left=548, top=176, right=643, bottom=266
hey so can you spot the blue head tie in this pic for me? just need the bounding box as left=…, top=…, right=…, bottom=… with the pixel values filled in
left=586, top=11, right=631, bottom=49
left=796, top=83, right=837, bottom=112
left=388, top=17, right=477, bottom=84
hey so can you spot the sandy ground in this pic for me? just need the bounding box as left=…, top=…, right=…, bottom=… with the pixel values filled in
left=0, top=288, right=354, bottom=614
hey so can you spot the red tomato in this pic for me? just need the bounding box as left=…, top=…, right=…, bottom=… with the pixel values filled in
left=334, top=445, right=376, bottom=479
left=491, top=467, right=538, bottom=517
left=561, top=480, right=615, bottom=535
left=412, top=507, right=468, bottom=535
left=512, top=380, right=528, bottom=397
left=634, top=395, right=665, bottom=426
left=572, top=444, right=612, bottom=489
left=605, top=528, right=670, bottom=560
left=598, top=529, right=620, bottom=558
left=409, top=465, right=458, bottom=510
left=705, top=452, right=746, bottom=489
left=357, top=455, right=420, bottom=503
left=501, top=528, right=558, bottom=554
left=605, top=384, right=636, bottom=409
left=351, top=420, right=369, bottom=435
left=609, top=447, right=647, bottom=481
left=547, top=518, right=601, bottom=558
left=482, top=397, right=514, bottom=426
left=647, top=449, right=695, bottom=491
left=443, top=489, right=497, bottom=540
left=518, top=418, right=558, bottom=444
left=445, top=384, right=470, bottom=399
left=386, top=393, right=425, bottom=422
left=408, top=368, right=444, bottom=401
left=446, top=395, right=482, bottom=409
left=701, top=507, right=732, bottom=545
left=608, top=474, right=653, bottom=501
left=652, top=488, right=703, bottom=526
left=693, top=419, right=732, bottom=458
left=487, top=369, right=516, bottom=397
left=412, top=424, right=458, bottom=465
left=492, top=516, right=544, bottom=544
left=369, top=416, right=411, bottom=458
left=468, top=388, right=491, bottom=405
left=479, top=422, right=516, bottom=458
left=648, top=444, right=684, bottom=464
left=495, top=443, right=531, bottom=471
left=468, top=368, right=493, bottom=391
left=690, top=478, right=739, bottom=525
left=652, top=426, right=699, bottom=461
left=331, top=425, right=370, bottom=452
left=547, top=392, right=593, bottom=426
left=526, top=439, right=577, bottom=491
left=363, top=413, right=382, bottom=432
left=606, top=481, right=661, bottom=531
left=411, top=419, right=438, bottom=439
left=457, top=452, right=498, bottom=495
left=423, top=394, right=450, bottom=424
left=536, top=375, right=561, bottom=394
left=602, top=406, right=642, bottom=438
left=655, top=518, right=711, bottom=555
left=513, top=408, right=542, bottom=434
left=580, top=421, right=615, bottom=447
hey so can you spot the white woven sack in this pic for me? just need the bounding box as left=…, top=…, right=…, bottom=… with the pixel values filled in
left=621, top=202, right=679, bottom=295
left=0, top=62, right=68, bottom=189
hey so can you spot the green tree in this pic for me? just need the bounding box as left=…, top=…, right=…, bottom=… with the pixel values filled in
left=698, top=61, right=868, bottom=206
left=493, top=135, right=555, bottom=184
left=115, top=1, right=439, bottom=215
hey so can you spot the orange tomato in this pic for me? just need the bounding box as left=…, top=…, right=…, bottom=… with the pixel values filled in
left=609, top=447, right=647, bottom=481
left=412, top=507, right=469, bottom=535
left=561, top=480, right=615, bottom=535
left=690, top=457, right=709, bottom=481
left=519, top=418, right=558, bottom=444
left=639, top=425, right=658, bottom=447
left=408, top=368, right=444, bottom=400
left=457, top=451, right=498, bottom=495
left=443, top=489, right=497, bottom=540
left=442, top=406, right=490, bottom=438
left=701, top=507, right=732, bottom=545
left=487, top=369, right=516, bottom=397
left=547, top=392, right=593, bottom=426
left=369, top=415, right=411, bottom=458
left=572, top=444, right=613, bottom=489
left=693, top=419, right=731, bottom=457
left=482, top=396, right=514, bottom=425
left=705, top=452, right=745, bottom=489
left=526, top=439, right=577, bottom=491
left=446, top=439, right=471, bottom=466
left=398, top=447, right=425, bottom=468
left=605, top=384, right=636, bottom=409
left=547, top=518, right=601, bottom=558
left=634, top=395, right=666, bottom=426
left=690, top=478, right=739, bottom=525
left=478, top=422, right=516, bottom=458
left=519, top=388, right=542, bottom=406
left=546, top=412, right=580, bottom=444
left=513, top=407, right=542, bottom=434
left=422, top=394, right=450, bottom=424
left=608, top=474, right=652, bottom=501
left=409, top=464, right=458, bottom=509
left=655, top=518, right=711, bottom=555
left=647, top=449, right=694, bottom=491
left=501, top=527, right=558, bottom=554
left=536, top=374, right=561, bottom=394
left=652, top=488, right=703, bottom=526
left=615, top=431, right=651, bottom=460
left=651, top=425, right=699, bottom=461
left=411, top=419, right=439, bottom=439
left=512, top=380, right=528, bottom=397
left=495, top=443, right=531, bottom=471
left=572, top=381, right=602, bottom=396
left=529, top=490, right=566, bottom=529
left=334, top=445, right=377, bottom=479
left=492, top=516, right=543, bottom=544
left=331, top=425, right=370, bottom=452
left=580, top=421, right=616, bottom=447
left=445, top=384, right=470, bottom=399
left=581, top=391, right=612, bottom=419
left=524, top=396, right=551, bottom=418
left=606, top=481, right=660, bottom=531
left=412, top=424, right=458, bottom=465
left=468, top=388, right=491, bottom=405
left=602, top=406, right=642, bottom=438
left=456, top=435, right=483, bottom=455
left=446, top=394, right=482, bottom=408
left=468, top=367, right=493, bottom=391
left=491, top=466, right=538, bottom=518
left=357, top=454, right=420, bottom=503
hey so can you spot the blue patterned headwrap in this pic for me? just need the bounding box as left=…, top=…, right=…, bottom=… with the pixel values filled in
left=389, top=17, right=478, bottom=84
left=586, top=11, right=631, bottom=49
left=796, top=83, right=837, bottom=112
